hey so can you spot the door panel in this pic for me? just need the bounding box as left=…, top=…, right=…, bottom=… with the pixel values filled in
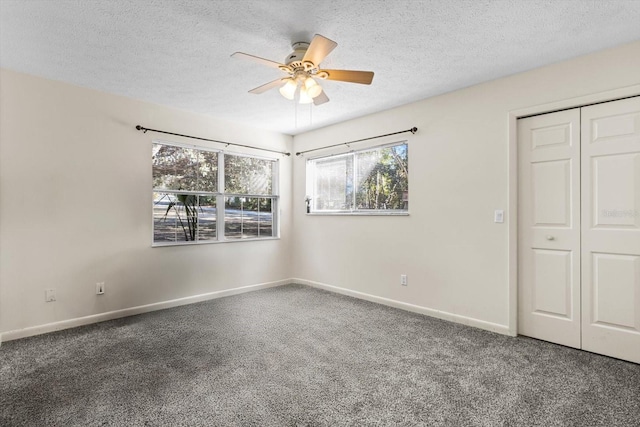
left=531, top=122, right=572, bottom=149
left=591, top=111, right=640, bottom=142
left=592, top=154, right=640, bottom=228
left=532, top=160, right=571, bottom=226
left=582, top=96, right=640, bottom=364
left=591, top=253, right=639, bottom=331
left=518, top=109, right=581, bottom=349
left=532, top=249, right=573, bottom=319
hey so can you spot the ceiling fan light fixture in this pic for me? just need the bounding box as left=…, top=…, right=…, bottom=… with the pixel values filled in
left=304, top=77, right=323, bottom=98
left=299, top=86, right=313, bottom=104
left=279, top=79, right=297, bottom=100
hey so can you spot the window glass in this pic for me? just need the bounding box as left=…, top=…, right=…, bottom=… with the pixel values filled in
left=153, top=193, right=217, bottom=242
left=307, top=142, right=408, bottom=214
left=224, top=197, right=274, bottom=240
left=355, top=144, right=408, bottom=210
left=313, top=155, right=353, bottom=211
left=224, top=155, right=273, bottom=195
left=152, top=145, right=218, bottom=192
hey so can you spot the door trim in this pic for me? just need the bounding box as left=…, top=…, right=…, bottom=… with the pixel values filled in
left=507, top=84, right=640, bottom=337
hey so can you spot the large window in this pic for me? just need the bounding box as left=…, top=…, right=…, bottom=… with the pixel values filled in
left=152, top=142, right=278, bottom=245
left=306, top=142, right=408, bottom=214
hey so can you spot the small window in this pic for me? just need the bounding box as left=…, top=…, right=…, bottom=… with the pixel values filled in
left=306, top=142, right=408, bottom=214
left=152, top=142, right=278, bottom=245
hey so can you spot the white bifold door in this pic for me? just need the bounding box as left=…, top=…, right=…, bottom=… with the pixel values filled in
left=518, top=96, right=640, bottom=364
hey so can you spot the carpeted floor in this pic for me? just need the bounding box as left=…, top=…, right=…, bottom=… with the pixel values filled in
left=1, top=284, right=639, bottom=426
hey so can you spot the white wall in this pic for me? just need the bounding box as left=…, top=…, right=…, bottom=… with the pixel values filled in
left=0, top=69, right=293, bottom=338
left=291, top=41, right=640, bottom=333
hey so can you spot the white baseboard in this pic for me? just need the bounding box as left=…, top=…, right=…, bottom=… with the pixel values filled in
left=294, top=278, right=511, bottom=336
left=1, top=278, right=511, bottom=345
left=0, top=279, right=292, bottom=344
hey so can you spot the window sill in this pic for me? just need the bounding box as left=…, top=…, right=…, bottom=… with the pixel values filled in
left=306, top=211, right=409, bottom=216
left=152, top=236, right=280, bottom=247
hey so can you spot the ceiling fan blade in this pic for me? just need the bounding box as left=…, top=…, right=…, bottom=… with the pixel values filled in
left=303, top=34, right=338, bottom=66
left=313, top=91, right=329, bottom=106
left=248, top=78, right=287, bottom=94
left=320, top=69, right=374, bottom=85
left=231, top=52, right=289, bottom=70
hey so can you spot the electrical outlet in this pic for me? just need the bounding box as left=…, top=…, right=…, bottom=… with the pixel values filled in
left=400, top=274, right=408, bottom=286
left=96, top=282, right=105, bottom=295
left=45, top=289, right=56, bottom=302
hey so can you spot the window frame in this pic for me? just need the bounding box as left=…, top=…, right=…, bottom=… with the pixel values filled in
left=306, top=140, right=409, bottom=216
left=152, top=139, right=279, bottom=247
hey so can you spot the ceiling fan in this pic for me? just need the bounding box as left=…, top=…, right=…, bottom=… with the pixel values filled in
left=231, top=34, right=374, bottom=106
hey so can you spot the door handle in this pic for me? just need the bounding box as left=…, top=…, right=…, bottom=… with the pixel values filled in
left=546, top=235, right=555, bottom=241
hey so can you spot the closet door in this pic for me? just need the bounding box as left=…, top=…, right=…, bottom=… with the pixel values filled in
left=518, top=109, right=582, bottom=348
left=581, top=97, right=640, bottom=364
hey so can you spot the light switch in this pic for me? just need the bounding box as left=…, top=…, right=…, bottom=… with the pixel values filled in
left=494, top=210, right=504, bottom=223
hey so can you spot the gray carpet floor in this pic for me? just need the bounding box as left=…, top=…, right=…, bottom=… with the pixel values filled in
left=1, top=284, right=639, bottom=426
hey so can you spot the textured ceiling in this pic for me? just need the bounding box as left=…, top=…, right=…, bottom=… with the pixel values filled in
left=1, top=0, right=640, bottom=135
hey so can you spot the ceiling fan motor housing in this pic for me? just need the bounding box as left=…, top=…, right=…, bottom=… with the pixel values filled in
left=285, top=42, right=311, bottom=67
